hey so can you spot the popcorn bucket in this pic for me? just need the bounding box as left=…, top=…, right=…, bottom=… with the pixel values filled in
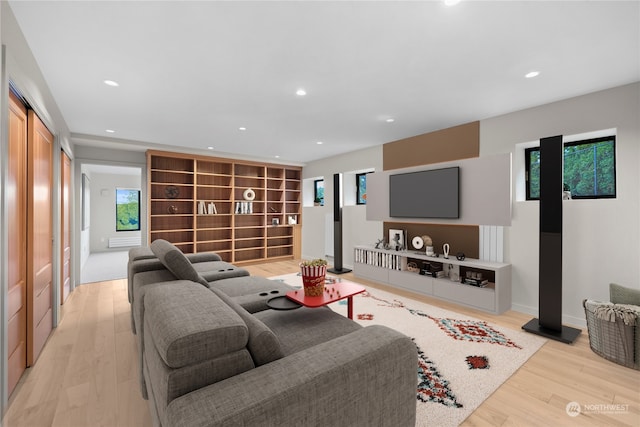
left=300, top=264, right=327, bottom=297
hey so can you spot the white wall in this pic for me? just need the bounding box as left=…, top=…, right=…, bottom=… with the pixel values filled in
left=304, top=83, right=638, bottom=329
left=89, top=172, right=142, bottom=252
left=480, top=82, right=640, bottom=327
left=302, top=145, right=383, bottom=266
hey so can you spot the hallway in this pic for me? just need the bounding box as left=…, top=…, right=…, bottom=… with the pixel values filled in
left=80, top=251, right=129, bottom=284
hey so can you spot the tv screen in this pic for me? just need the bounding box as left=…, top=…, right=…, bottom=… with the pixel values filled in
left=389, top=167, right=459, bottom=218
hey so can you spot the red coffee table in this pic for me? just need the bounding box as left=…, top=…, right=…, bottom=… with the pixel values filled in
left=286, top=280, right=366, bottom=319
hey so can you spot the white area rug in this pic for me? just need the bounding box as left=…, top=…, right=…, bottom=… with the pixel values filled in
left=271, top=273, right=546, bottom=427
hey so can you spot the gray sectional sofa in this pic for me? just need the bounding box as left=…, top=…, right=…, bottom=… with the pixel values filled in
left=129, top=240, right=418, bottom=427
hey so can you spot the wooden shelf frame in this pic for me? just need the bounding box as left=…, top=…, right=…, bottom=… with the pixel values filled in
left=147, top=150, right=302, bottom=264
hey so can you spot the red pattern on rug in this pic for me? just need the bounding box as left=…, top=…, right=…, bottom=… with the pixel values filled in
left=466, top=355, right=490, bottom=370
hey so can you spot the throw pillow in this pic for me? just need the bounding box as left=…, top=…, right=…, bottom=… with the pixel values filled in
left=610, top=283, right=640, bottom=306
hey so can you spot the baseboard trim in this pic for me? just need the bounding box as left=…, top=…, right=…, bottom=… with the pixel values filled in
left=511, top=303, right=586, bottom=329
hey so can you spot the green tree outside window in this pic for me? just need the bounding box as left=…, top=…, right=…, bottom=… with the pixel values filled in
left=525, top=136, right=616, bottom=200
left=116, top=188, right=141, bottom=231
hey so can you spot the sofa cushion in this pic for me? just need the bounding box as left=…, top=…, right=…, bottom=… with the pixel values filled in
left=133, top=279, right=195, bottom=399
left=128, top=257, right=246, bottom=305
left=132, top=269, right=185, bottom=333
left=208, top=276, right=295, bottom=313
left=255, top=306, right=363, bottom=355
left=128, top=257, right=174, bottom=307
left=145, top=282, right=249, bottom=368
left=163, top=325, right=417, bottom=427
left=194, top=261, right=250, bottom=282
left=144, top=328, right=254, bottom=424
left=209, top=287, right=284, bottom=366
left=150, top=239, right=209, bottom=286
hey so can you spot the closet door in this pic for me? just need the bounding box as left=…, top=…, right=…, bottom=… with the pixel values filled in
left=61, top=151, right=71, bottom=304
left=27, top=110, right=54, bottom=365
left=7, top=92, right=28, bottom=395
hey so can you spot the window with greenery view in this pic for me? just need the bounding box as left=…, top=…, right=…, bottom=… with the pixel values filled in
left=116, top=188, right=141, bottom=231
left=525, top=136, right=616, bottom=200
left=356, top=172, right=369, bottom=205
left=314, top=179, right=324, bottom=206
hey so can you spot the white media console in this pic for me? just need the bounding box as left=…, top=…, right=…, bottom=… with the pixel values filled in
left=353, top=245, right=511, bottom=314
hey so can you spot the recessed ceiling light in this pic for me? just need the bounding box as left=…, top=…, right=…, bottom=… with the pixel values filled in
left=296, top=89, right=307, bottom=96
left=105, top=129, right=115, bottom=133
left=103, top=80, right=119, bottom=87
left=386, top=118, right=395, bottom=123
left=444, top=0, right=461, bottom=6
left=275, top=155, right=280, bottom=159
left=207, top=146, right=214, bottom=150
left=239, top=127, right=247, bottom=131
left=525, top=71, right=540, bottom=78
left=316, top=141, right=323, bottom=145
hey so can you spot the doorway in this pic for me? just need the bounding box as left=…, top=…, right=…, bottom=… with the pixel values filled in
left=79, top=164, right=143, bottom=284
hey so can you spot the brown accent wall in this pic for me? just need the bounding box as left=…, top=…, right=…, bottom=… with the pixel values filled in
left=384, top=223, right=479, bottom=259
left=383, top=121, right=479, bottom=171
left=382, top=122, right=481, bottom=255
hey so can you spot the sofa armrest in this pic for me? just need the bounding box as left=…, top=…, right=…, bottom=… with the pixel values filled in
left=186, top=252, right=222, bottom=263
left=165, top=325, right=417, bottom=427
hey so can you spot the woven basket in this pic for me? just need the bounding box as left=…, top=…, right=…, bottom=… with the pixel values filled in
left=583, top=299, right=639, bottom=370
left=301, top=265, right=327, bottom=297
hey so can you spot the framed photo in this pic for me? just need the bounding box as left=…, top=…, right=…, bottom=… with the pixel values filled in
left=388, top=228, right=406, bottom=250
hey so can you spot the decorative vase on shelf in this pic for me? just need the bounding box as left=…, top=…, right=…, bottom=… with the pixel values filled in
left=300, top=259, right=327, bottom=297
left=420, top=235, right=434, bottom=256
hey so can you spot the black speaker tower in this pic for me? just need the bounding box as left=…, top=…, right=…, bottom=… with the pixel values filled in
left=522, top=135, right=580, bottom=344
left=327, top=173, right=351, bottom=274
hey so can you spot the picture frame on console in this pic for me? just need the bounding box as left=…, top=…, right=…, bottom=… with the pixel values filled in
left=388, top=228, right=406, bottom=250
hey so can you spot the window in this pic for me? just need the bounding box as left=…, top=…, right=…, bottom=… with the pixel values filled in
left=313, top=179, right=324, bottom=206
left=116, top=188, right=141, bottom=231
left=525, top=147, right=541, bottom=200
left=356, top=172, right=370, bottom=205
left=525, top=136, right=616, bottom=200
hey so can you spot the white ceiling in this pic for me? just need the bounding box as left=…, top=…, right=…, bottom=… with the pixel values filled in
left=8, top=1, right=640, bottom=165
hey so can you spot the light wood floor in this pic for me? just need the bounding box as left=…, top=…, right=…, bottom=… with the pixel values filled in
left=3, top=260, right=639, bottom=427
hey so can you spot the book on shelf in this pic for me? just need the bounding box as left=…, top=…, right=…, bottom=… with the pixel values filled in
left=463, top=278, right=489, bottom=287
left=234, top=201, right=253, bottom=214
left=419, top=269, right=446, bottom=278
left=198, top=201, right=218, bottom=215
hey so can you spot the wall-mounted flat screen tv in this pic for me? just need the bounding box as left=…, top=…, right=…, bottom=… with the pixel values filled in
left=389, top=166, right=459, bottom=218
